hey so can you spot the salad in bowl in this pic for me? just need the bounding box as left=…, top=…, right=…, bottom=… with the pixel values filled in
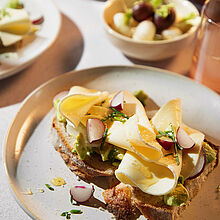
left=103, top=0, right=200, bottom=60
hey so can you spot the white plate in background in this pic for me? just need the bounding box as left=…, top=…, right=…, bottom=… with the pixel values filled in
left=0, top=0, right=61, bottom=79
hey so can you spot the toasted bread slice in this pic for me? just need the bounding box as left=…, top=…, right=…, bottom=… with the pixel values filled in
left=52, top=117, right=116, bottom=180
left=103, top=145, right=219, bottom=220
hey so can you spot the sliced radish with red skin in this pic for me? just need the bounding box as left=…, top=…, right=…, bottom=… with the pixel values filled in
left=70, top=185, right=94, bottom=203
left=53, top=91, right=68, bottom=102
left=188, top=147, right=206, bottom=180
left=157, top=137, right=174, bottom=150
left=32, top=16, right=44, bottom=25
left=87, top=118, right=105, bottom=143
left=176, top=127, right=195, bottom=149
left=110, top=90, right=124, bottom=110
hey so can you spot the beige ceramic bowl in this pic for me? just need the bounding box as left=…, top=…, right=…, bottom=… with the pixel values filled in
left=103, top=0, right=200, bottom=61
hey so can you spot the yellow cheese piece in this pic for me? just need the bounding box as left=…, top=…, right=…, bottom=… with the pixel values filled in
left=151, top=98, right=182, bottom=133
left=0, top=8, right=31, bottom=35
left=115, top=98, right=184, bottom=195
left=107, top=90, right=163, bottom=161
left=0, top=31, right=22, bottom=46
left=123, top=90, right=154, bottom=131
left=80, top=106, right=111, bottom=126
left=59, top=87, right=108, bottom=127
left=115, top=151, right=176, bottom=195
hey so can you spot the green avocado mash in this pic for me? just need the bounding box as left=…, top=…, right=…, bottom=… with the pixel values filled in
left=164, top=184, right=189, bottom=206
left=203, top=142, right=216, bottom=165
left=133, top=90, right=148, bottom=107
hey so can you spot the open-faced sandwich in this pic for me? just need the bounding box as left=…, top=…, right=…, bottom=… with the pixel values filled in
left=0, top=0, right=43, bottom=55
left=52, top=86, right=218, bottom=220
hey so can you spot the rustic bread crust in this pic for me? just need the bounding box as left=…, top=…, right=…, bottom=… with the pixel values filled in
left=52, top=117, right=116, bottom=180
left=103, top=183, right=140, bottom=220
left=103, top=146, right=219, bottom=220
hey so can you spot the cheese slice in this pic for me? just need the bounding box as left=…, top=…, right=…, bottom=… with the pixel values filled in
left=151, top=98, right=182, bottom=133
left=59, top=86, right=108, bottom=127
left=115, top=151, right=178, bottom=195
left=115, top=98, right=183, bottom=195
left=180, top=124, right=205, bottom=179
left=0, top=31, right=22, bottom=46
left=80, top=106, right=111, bottom=126
left=107, top=90, right=163, bottom=161
left=0, top=8, right=31, bottom=35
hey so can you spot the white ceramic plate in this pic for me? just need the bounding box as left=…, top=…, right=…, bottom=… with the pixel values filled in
left=0, top=0, right=61, bottom=80
left=4, top=66, right=220, bottom=220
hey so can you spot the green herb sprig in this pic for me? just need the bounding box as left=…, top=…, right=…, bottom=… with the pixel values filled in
left=70, top=194, right=74, bottom=205
left=157, top=123, right=182, bottom=165
left=100, top=127, right=108, bottom=150
left=61, top=210, right=82, bottom=219
left=102, top=107, right=129, bottom=123
left=45, top=184, right=54, bottom=191
left=108, top=148, right=119, bottom=163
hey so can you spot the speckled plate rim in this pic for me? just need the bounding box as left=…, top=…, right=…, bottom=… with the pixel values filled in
left=3, top=65, right=220, bottom=219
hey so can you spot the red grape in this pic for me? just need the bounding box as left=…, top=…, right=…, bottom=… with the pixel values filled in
left=132, top=2, right=154, bottom=22
left=154, top=8, right=176, bottom=31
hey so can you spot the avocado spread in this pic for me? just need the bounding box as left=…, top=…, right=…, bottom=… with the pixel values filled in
left=133, top=90, right=148, bottom=107
left=203, top=142, right=216, bottom=165
left=164, top=184, right=189, bottom=206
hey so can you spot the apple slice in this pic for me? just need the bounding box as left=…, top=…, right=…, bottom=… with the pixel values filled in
left=188, top=147, right=206, bottom=180
left=87, top=118, right=105, bottom=143
left=110, top=90, right=124, bottom=110
left=70, top=185, right=94, bottom=203
left=157, top=136, right=174, bottom=150
left=176, top=127, right=195, bottom=149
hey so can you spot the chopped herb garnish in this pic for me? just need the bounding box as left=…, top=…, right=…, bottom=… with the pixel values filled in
left=61, top=210, right=82, bottom=219
left=100, top=100, right=106, bottom=106
left=156, top=4, right=174, bottom=18
left=108, top=148, right=118, bottom=163
left=110, top=107, right=129, bottom=119
left=165, top=153, right=173, bottom=157
left=100, top=127, right=108, bottom=150
left=70, top=209, right=82, bottom=214
left=101, top=107, right=129, bottom=123
left=178, top=175, right=184, bottom=185
left=45, top=184, right=54, bottom=191
left=158, top=123, right=182, bottom=165
left=61, top=212, right=69, bottom=216
left=124, top=9, right=132, bottom=25
left=70, top=194, right=74, bottom=205
left=72, top=149, right=77, bottom=154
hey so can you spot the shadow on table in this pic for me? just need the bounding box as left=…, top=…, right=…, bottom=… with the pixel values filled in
left=126, top=55, right=174, bottom=70
left=0, top=13, right=84, bottom=107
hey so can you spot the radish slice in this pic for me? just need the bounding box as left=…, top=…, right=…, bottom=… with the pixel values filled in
left=188, top=147, right=206, bottom=180
left=70, top=185, right=94, bottom=203
left=32, top=16, right=44, bottom=25
left=110, top=90, right=124, bottom=110
left=157, top=137, right=174, bottom=150
left=87, top=118, right=105, bottom=143
left=53, top=91, right=68, bottom=103
left=176, top=127, right=195, bottom=149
